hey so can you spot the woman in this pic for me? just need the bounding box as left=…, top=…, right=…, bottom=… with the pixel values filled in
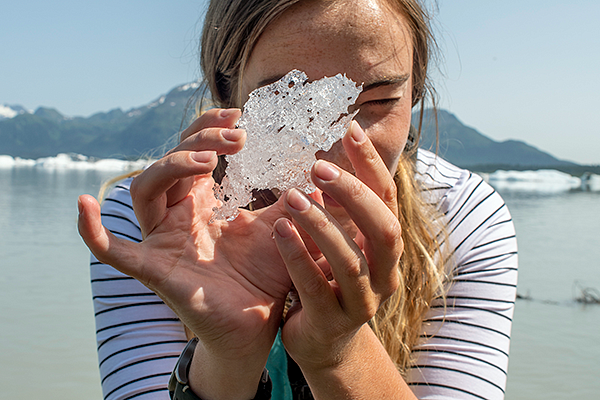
left=78, top=0, right=518, bottom=399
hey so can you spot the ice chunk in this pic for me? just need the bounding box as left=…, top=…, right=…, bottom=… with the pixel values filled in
left=212, top=69, right=362, bottom=221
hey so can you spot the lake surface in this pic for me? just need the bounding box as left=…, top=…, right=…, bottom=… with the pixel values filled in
left=502, top=190, right=600, bottom=400
left=0, top=164, right=598, bottom=399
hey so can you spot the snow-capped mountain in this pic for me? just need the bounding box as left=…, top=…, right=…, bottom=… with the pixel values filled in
left=0, top=82, right=205, bottom=159
left=0, top=104, right=31, bottom=120
left=0, top=81, right=582, bottom=173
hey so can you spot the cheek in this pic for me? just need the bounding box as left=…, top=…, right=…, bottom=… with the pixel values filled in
left=316, top=141, right=355, bottom=173
left=362, top=111, right=411, bottom=173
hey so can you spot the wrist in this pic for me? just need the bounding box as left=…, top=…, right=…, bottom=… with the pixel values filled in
left=187, top=339, right=271, bottom=400
left=285, top=321, right=369, bottom=376
left=292, top=326, right=413, bottom=399
left=293, top=324, right=369, bottom=376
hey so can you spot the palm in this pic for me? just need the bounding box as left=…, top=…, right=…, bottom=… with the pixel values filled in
left=121, top=174, right=293, bottom=356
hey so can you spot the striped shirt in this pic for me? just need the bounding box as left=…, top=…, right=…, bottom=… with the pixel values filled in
left=91, top=149, right=518, bottom=399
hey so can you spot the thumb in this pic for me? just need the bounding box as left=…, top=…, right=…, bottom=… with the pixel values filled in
left=78, top=194, right=141, bottom=278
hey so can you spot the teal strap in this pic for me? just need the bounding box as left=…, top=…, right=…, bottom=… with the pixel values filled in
left=265, top=330, right=293, bottom=400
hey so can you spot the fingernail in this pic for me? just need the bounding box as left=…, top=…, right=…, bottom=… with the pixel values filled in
left=350, top=120, right=366, bottom=143
left=274, top=219, right=294, bottom=238
left=314, top=160, right=340, bottom=182
left=77, top=198, right=83, bottom=217
left=221, top=128, right=244, bottom=141
left=220, top=108, right=239, bottom=118
left=287, top=188, right=311, bottom=211
left=191, top=151, right=216, bottom=163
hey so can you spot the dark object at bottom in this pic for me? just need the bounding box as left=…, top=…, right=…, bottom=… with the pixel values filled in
left=287, top=351, right=315, bottom=400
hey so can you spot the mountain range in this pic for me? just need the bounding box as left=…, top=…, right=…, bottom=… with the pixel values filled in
left=1, top=84, right=595, bottom=174
left=0, top=83, right=202, bottom=160
left=414, top=109, right=589, bottom=173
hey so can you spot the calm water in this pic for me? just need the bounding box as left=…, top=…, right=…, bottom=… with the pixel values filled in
left=0, top=167, right=599, bottom=399
left=502, top=191, right=600, bottom=399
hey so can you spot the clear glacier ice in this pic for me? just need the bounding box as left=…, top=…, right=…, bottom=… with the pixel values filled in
left=212, top=69, right=362, bottom=221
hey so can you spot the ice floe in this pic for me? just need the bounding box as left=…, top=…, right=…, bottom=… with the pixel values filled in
left=0, top=153, right=152, bottom=171
left=486, top=169, right=599, bottom=193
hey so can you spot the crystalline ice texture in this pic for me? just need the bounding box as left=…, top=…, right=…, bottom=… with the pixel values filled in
left=212, top=69, right=362, bottom=221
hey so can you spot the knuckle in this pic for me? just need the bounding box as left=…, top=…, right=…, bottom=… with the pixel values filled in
left=380, top=216, right=403, bottom=250
left=159, top=153, right=181, bottom=173
left=363, top=301, right=379, bottom=321
left=350, top=291, right=378, bottom=323
left=381, top=270, right=401, bottom=301
left=190, top=130, right=207, bottom=147
left=351, top=177, right=369, bottom=199
left=285, top=245, right=308, bottom=268
left=313, top=210, right=332, bottom=232
left=362, top=143, right=380, bottom=167
left=397, top=235, right=405, bottom=257
left=162, top=153, right=176, bottom=167
left=179, top=127, right=191, bottom=142
left=381, top=180, right=398, bottom=208
left=302, top=273, right=328, bottom=297
left=346, top=177, right=370, bottom=204
left=340, top=256, right=364, bottom=279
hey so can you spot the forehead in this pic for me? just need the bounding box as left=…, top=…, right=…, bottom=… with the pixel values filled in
left=243, top=0, right=413, bottom=96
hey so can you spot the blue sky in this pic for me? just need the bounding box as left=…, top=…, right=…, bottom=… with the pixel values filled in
left=1, top=0, right=599, bottom=164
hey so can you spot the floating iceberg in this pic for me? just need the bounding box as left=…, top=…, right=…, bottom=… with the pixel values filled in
left=487, top=169, right=582, bottom=193
left=0, top=153, right=151, bottom=171
left=0, top=155, right=36, bottom=168
left=581, top=172, right=600, bottom=192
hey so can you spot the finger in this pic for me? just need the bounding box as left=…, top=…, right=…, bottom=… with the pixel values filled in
left=253, top=193, right=324, bottom=263
left=78, top=195, right=141, bottom=277
left=293, top=221, right=324, bottom=262
left=301, top=190, right=326, bottom=261
left=311, top=162, right=402, bottom=299
left=284, top=189, right=376, bottom=320
left=342, top=121, right=398, bottom=217
left=180, top=108, right=241, bottom=142
left=165, top=177, right=194, bottom=208
left=130, top=150, right=218, bottom=235
left=167, top=122, right=246, bottom=208
left=166, top=127, right=244, bottom=207
left=272, top=218, right=340, bottom=317
left=173, top=126, right=246, bottom=156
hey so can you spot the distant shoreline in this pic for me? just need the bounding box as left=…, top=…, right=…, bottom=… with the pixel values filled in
left=468, top=163, right=600, bottom=176
left=0, top=153, right=152, bottom=171
left=1, top=152, right=599, bottom=176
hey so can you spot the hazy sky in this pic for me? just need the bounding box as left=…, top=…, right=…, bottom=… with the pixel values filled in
left=1, top=0, right=598, bottom=164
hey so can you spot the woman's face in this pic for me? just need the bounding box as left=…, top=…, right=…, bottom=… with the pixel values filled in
left=243, top=0, right=414, bottom=176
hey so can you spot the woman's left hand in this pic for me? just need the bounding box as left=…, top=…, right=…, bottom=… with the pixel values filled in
left=273, top=120, right=403, bottom=370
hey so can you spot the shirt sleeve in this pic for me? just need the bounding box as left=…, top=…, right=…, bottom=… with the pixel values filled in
left=90, top=178, right=187, bottom=400
left=407, top=165, right=518, bottom=400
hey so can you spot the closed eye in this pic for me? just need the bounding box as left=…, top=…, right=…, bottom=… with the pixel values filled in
left=362, top=98, right=401, bottom=107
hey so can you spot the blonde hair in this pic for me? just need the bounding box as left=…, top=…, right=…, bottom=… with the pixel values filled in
left=201, top=0, right=447, bottom=372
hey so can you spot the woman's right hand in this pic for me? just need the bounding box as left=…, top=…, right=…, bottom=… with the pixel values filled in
left=78, top=108, right=293, bottom=399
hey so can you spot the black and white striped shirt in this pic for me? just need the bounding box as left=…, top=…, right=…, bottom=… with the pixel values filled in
left=90, top=149, right=517, bottom=399
left=408, top=150, right=517, bottom=399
